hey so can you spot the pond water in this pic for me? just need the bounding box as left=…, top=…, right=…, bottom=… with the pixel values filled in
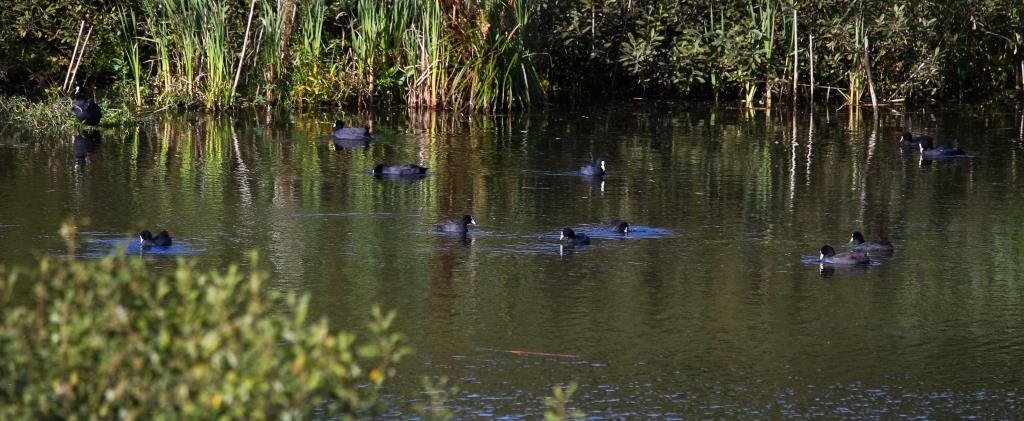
left=2, top=104, right=1024, bottom=418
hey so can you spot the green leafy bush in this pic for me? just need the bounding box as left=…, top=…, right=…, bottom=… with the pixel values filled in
left=0, top=251, right=409, bottom=419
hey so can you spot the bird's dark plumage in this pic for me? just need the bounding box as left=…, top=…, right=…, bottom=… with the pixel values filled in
left=333, top=121, right=373, bottom=140
left=559, top=227, right=591, bottom=245
left=819, top=244, right=869, bottom=265
left=72, top=86, right=102, bottom=126
left=437, top=215, right=477, bottom=232
left=899, top=132, right=932, bottom=147
left=608, top=219, right=629, bottom=233
left=139, top=230, right=172, bottom=247
left=580, top=157, right=606, bottom=176
left=918, top=137, right=966, bottom=158
left=850, top=231, right=894, bottom=252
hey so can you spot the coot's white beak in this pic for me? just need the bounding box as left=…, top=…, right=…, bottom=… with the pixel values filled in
left=819, top=253, right=825, bottom=261
left=559, top=232, right=565, bottom=240
left=600, top=161, right=606, bottom=171
left=470, top=218, right=477, bottom=225
left=624, top=226, right=629, bottom=233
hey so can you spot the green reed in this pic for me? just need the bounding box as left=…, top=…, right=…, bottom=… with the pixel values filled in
left=463, top=0, right=541, bottom=110
left=140, top=0, right=171, bottom=97
left=351, top=0, right=414, bottom=104
left=199, top=0, right=233, bottom=108
left=748, top=0, right=778, bottom=105
left=403, top=0, right=540, bottom=110
left=404, top=0, right=450, bottom=108
left=117, top=6, right=144, bottom=107
left=290, top=0, right=326, bottom=104
left=139, top=0, right=235, bottom=107
left=258, top=0, right=285, bottom=101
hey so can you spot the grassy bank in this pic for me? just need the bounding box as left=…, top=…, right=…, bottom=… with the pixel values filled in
left=1, top=1, right=1021, bottom=110
left=0, top=95, right=150, bottom=132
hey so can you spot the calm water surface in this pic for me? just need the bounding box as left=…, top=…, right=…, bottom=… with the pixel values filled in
left=2, top=104, right=1024, bottom=418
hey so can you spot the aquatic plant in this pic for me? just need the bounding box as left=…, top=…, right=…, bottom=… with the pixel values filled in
left=350, top=0, right=414, bottom=105
left=257, top=0, right=287, bottom=102
left=116, top=6, right=144, bottom=107
left=543, top=382, right=584, bottom=420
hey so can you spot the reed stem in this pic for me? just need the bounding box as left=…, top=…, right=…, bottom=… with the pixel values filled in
left=63, top=21, right=85, bottom=92
left=232, top=0, right=259, bottom=103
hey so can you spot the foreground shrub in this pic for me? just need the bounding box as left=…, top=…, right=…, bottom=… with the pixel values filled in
left=0, top=251, right=408, bottom=419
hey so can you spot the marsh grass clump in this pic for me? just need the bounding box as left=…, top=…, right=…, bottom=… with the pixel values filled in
left=0, top=95, right=79, bottom=132
left=0, top=94, right=151, bottom=133
left=0, top=250, right=409, bottom=418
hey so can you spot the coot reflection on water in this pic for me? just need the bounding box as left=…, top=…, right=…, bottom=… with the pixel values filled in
left=373, top=163, right=428, bottom=177
left=72, top=131, right=102, bottom=164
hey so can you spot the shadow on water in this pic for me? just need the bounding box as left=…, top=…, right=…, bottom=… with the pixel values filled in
left=2, top=104, right=1024, bottom=417
left=72, top=131, right=102, bottom=165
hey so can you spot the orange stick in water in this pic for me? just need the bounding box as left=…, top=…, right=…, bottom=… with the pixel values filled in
left=505, top=350, right=580, bottom=359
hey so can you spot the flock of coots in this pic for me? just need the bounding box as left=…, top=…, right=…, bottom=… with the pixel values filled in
left=330, top=119, right=630, bottom=246
left=68, top=88, right=967, bottom=260
left=817, top=131, right=968, bottom=266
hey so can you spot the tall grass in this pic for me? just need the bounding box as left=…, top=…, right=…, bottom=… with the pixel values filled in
left=258, top=0, right=286, bottom=101
left=26, top=0, right=544, bottom=111
left=117, top=6, right=144, bottom=107
left=748, top=0, right=778, bottom=106
left=841, top=12, right=866, bottom=107
left=290, top=0, right=327, bottom=104
left=140, top=0, right=235, bottom=108
left=457, top=0, right=542, bottom=110
left=199, top=0, right=233, bottom=108
left=406, top=0, right=449, bottom=108
left=351, top=0, right=414, bottom=105
left=403, top=0, right=542, bottom=110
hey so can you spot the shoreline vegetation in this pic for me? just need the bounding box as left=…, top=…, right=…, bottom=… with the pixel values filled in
left=0, top=0, right=1021, bottom=118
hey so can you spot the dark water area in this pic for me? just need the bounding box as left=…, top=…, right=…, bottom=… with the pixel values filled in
left=2, top=104, right=1024, bottom=417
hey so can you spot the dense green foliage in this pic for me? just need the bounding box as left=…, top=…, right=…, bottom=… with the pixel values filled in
left=535, top=0, right=1024, bottom=104
left=0, top=0, right=1021, bottom=109
left=0, top=250, right=409, bottom=419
